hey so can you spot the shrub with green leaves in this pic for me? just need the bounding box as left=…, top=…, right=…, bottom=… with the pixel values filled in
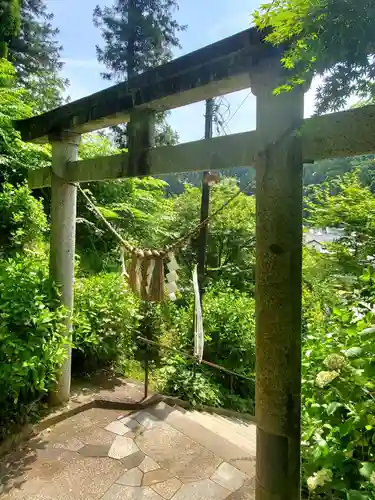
left=158, top=357, right=222, bottom=407
left=0, top=252, right=67, bottom=439
left=302, top=277, right=375, bottom=499
left=73, top=273, right=141, bottom=374
left=158, top=284, right=256, bottom=411
left=0, top=183, right=47, bottom=254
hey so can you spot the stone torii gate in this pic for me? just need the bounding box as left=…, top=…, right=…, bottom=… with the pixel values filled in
left=15, top=27, right=375, bottom=500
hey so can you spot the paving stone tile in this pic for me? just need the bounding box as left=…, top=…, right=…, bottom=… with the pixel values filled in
left=229, top=458, right=255, bottom=477
left=108, top=436, right=139, bottom=460
left=135, top=412, right=163, bottom=430
left=150, top=478, right=182, bottom=499
left=226, top=480, right=255, bottom=499
left=116, top=467, right=143, bottom=486
left=33, top=445, right=74, bottom=460
left=2, top=452, right=124, bottom=499
left=83, top=408, right=124, bottom=427
left=121, top=451, right=146, bottom=470
left=136, top=425, right=221, bottom=482
left=139, top=456, right=160, bottom=473
left=78, top=444, right=111, bottom=458
left=101, top=484, right=163, bottom=500
left=211, top=462, right=247, bottom=492
left=105, top=421, right=132, bottom=436
left=142, top=468, right=172, bottom=486
left=172, top=479, right=229, bottom=500
left=76, top=427, right=116, bottom=447
left=50, top=437, right=86, bottom=452
left=120, top=414, right=140, bottom=427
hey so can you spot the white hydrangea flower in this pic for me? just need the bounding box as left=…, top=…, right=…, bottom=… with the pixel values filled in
left=316, top=370, right=339, bottom=388
left=307, top=475, right=317, bottom=491
left=307, top=469, right=333, bottom=491
left=323, top=354, right=346, bottom=371
left=370, top=471, right=375, bottom=486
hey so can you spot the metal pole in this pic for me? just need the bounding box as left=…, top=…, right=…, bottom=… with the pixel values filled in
left=197, top=98, right=214, bottom=297
left=144, top=355, right=149, bottom=399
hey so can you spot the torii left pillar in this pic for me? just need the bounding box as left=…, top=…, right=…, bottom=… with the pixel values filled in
left=49, top=131, right=81, bottom=405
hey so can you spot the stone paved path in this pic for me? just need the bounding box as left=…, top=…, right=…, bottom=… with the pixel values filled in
left=0, top=402, right=256, bottom=499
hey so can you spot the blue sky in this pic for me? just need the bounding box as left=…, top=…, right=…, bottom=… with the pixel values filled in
left=47, top=0, right=328, bottom=143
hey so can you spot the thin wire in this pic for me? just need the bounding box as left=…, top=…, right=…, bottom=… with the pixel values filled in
left=223, top=91, right=252, bottom=128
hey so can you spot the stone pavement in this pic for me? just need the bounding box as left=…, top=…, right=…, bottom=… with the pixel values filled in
left=0, top=402, right=256, bottom=500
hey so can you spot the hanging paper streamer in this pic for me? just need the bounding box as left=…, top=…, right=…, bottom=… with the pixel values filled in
left=166, top=252, right=179, bottom=301
left=192, top=265, right=204, bottom=362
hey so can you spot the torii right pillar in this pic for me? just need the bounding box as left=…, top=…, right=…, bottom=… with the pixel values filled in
left=252, top=66, right=306, bottom=500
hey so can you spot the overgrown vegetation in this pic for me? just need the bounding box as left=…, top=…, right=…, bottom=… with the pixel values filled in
left=1, top=0, right=375, bottom=497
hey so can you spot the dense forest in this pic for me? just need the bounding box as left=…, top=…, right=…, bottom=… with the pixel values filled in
left=1, top=0, right=375, bottom=498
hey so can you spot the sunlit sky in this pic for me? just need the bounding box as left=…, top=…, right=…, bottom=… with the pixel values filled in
left=46, top=0, right=342, bottom=143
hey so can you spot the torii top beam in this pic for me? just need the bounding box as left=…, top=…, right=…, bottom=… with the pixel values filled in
left=14, top=27, right=281, bottom=143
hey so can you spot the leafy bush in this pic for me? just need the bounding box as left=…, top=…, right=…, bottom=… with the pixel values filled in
left=158, top=284, right=256, bottom=411
left=158, top=357, right=222, bottom=407
left=73, top=273, right=141, bottom=374
left=0, top=59, right=51, bottom=186
left=0, top=252, right=67, bottom=439
left=302, top=275, right=375, bottom=499
left=0, top=183, right=47, bottom=255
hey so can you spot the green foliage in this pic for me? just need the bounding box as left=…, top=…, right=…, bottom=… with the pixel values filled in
left=73, top=273, right=141, bottom=374
left=306, top=171, right=375, bottom=270
left=8, top=0, right=67, bottom=111
left=254, top=0, right=375, bottom=113
left=93, top=0, right=185, bottom=80
left=79, top=133, right=121, bottom=160
left=0, top=0, right=21, bottom=58
left=166, top=181, right=256, bottom=291
left=158, top=285, right=256, bottom=412
left=0, top=183, right=47, bottom=254
left=301, top=276, right=375, bottom=499
left=76, top=176, right=173, bottom=273
left=0, top=252, right=67, bottom=438
left=0, top=58, right=51, bottom=185
left=158, top=357, right=222, bottom=407
left=93, top=0, right=184, bottom=147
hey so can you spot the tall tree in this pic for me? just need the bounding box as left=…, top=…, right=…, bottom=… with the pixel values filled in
left=0, top=0, right=20, bottom=59
left=93, top=0, right=185, bottom=147
left=8, top=0, right=68, bottom=111
left=254, top=0, right=375, bottom=114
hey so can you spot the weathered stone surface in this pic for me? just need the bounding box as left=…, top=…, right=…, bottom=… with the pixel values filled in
left=136, top=425, right=221, bottom=482
left=226, top=480, right=255, bottom=499
left=230, top=458, right=256, bottom=477
left=2, top=452, right=124, bottom=499
left=150, top=478, right=182, bottom=499
left=84, top=408, right=124, bottom=427
left=142, top=468, right=172, bottom=486
left=121, top=414, right=138, bottom=424
left=78, top=444, right=111, bottom=458
left=120, top=417, right=143, bottom=431
left=116, top=467, right=143, bottom=486
left=139, top=456, right=160, bottom=473
left=50, top=437, right=86, bottom=452
left=77, top=427, right=116, bottom=447
left=172, top=479, right=229, bottom=500
left=108, top=436, right=139, bottom=460
left=211, top=462, right=247, bottom=492
left=135, top=412, right=163, bottom=430
left=101, top=484, right=163, bottom=500
left=105, top=421, right=132, bottom=436
left=121, top=451, right=146, bottom=470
